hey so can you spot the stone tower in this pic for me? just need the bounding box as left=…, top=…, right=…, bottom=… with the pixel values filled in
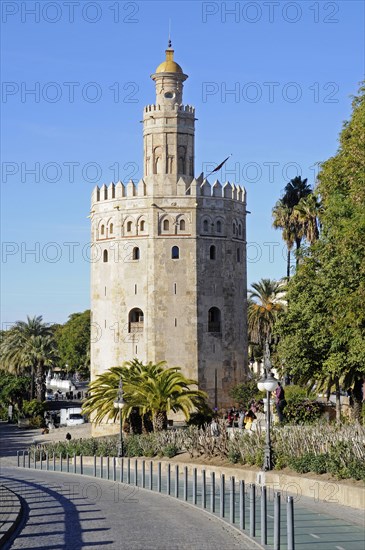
left=90, top=45, right=248, bottom=412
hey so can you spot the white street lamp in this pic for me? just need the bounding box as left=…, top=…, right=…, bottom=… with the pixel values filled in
left=257, top=369, right=278, bottom=471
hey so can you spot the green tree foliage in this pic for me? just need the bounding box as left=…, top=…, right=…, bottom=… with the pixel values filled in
left=0, top=371, right=30, bottom=420
left=248, top=279, right=285, bottom=368
left=0, top=316, right=57, bottom=402
left=83, top=359, right=208, bottom=432
left=272, top=200, right=296, bottom=278
left=229, top=375, right=261, bottom=410
left=276, top=84, right=365, bottom=421
left=54, top=310, right=90, bottom=377
left=272, top=176, right=319, bottom=277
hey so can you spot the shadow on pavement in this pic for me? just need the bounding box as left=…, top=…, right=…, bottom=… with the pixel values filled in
left=0, top=474, right=113, bottom=549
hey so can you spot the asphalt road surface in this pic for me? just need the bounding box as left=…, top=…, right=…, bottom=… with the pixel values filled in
left=0, top=466, right=258, bottom=550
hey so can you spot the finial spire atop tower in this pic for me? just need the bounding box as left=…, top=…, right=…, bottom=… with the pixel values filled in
left=168, top=19, right=172, bottom=49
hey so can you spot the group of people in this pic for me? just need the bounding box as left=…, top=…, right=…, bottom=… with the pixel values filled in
left=223, top=381, right=287, bottom=430
left=226, top=402, right=261, bottom=431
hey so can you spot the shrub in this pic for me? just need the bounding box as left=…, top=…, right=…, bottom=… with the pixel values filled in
left=125, top=435, right=143, bottom=457
left=284, top=394, right=323, bottom=424
left=228, top=448, right=241, bottom=464
left=21, top=400, right=46, bottom=419
left=28, top=422, right=365, bottom=481
left=187, top=409, right=213, bottom=428
left=162, top=444, right=178, bottom=458
left=28, top=415, right=45, bottom=428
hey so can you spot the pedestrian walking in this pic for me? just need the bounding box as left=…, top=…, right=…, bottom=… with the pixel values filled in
left=275, top=382, right=287, bottom=422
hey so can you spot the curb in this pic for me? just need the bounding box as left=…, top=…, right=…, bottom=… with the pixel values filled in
left=0, top=484, right=24, bottom=547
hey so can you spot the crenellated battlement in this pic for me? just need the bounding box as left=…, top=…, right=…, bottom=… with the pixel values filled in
left=91, top=177, right=246, bottom=206
left=144, top=103, right=195, bottom=114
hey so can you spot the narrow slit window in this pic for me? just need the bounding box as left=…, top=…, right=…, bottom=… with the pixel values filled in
left=134, top=284, right=137, bottom=295
left=103, top=249, right=108, bottom=263
left=210, top=245, right=216, bottom=260
left=109, top=223, right=114, bottom=234
left=101, top=224, right=105, bottom=236
left=237, top=248, right=241, bottom=262
left=174, top=283, right=177, bottom=294
left=203, top=220, right=208, bottom=232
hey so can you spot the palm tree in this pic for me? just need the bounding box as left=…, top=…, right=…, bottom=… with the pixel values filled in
left=273, top=177, right=314, bottom=274
left=272, top=200, right=296, bottom=278
left=248, top=279, right=285, bottom=370
left=282, top=176, right=312, bottom=209
left=282, top=176, right=312, bottom=253
left=0, top=316, right=57, bottom=401
left=293, top=193, right=322, bottom=245
left=83, top=360, right=207, bottom=432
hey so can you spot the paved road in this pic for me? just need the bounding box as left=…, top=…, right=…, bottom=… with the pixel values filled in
left=0, top=467, right=254, bottom=550
left=1, top=423, right=364, bottom=550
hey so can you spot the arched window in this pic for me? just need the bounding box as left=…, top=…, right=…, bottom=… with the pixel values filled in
left=163, top=219, right=169, bottom=231
left=172, top=246, right=179, bottom=259
left=132, top=247, right=140, bottom=260
left=210, top=245, right=216, bottom=260
left=101, top=225, right=105, bottom=236
left=203, top=220, right=208, bottom=232
left=127, top=221, right=132, bottom=232
left=109, top=223, right=114, bottom=234
left=208, top=307, right=221, bottom=333
left=238, top=223, right=242, bottom=236
left=180, top=219, right=186, bottom=231
left=140, top=220, right=145, bottom=231
left=216, top=220, right=222, bottom=233
left=103, top=249, right=108, bottom=263
left=128, top=308, right=144, bottom=333
left=237, top=248, right=241, bottom=263
left=233, top=223, right=236, bottom=235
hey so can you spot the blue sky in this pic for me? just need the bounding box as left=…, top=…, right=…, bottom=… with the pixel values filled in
left=1, top=0, right=364, bottom=325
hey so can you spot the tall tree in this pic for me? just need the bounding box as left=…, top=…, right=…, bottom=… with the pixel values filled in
left=248, top=279, right=285, bottom=370
left=0, top=316, right=57, bottom=401
left=293, top=193, right=322, bottom=245
left=54, top=310, right=90, bottom=377
left=272, top=200, right=296, bottom=278
left=276, top=84, right=365, bottom=421
left=273, top=176, right=315, bottom=275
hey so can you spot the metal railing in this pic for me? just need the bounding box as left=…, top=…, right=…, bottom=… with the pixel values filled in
left=17, top=450, right=295, bottom=550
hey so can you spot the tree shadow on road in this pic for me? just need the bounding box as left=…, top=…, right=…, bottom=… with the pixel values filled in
left=0, top=474, right=114, bottom=549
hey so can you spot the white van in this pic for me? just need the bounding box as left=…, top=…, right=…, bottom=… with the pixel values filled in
left=60, top=407, right=85, bottom=427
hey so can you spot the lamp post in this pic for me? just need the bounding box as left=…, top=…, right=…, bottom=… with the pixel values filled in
left=257, top=366, right=278, bottom=471
left=113, top=378, right=125, bottom=457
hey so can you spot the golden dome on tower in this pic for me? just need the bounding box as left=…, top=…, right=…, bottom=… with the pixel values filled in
left=155, top=47, right=183, bottom=74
